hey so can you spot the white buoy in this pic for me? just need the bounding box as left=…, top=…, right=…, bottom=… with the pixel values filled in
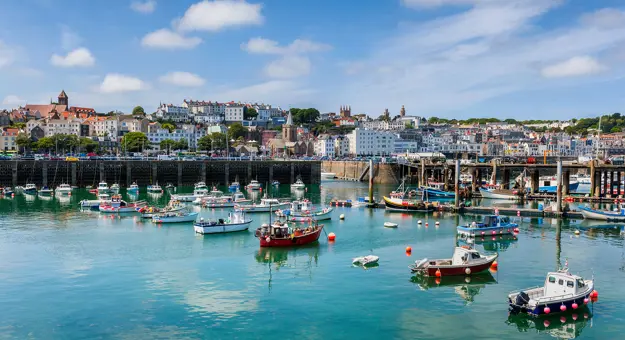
left=574, top=230, right=580, bottom=235
left=435, top=221, right=440, bottom=225
left=417, top=220, right=422, bottom=224
left=339, top=214, right=345, bottom=220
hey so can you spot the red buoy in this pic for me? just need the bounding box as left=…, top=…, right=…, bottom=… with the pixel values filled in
left=327, top=232, right=336, bottom=241
left=560, top=316, right=566, bottom=323
left=583, top=298, right=589, bottom=305
left=572, top=314, right=578, bottom=321
left=543, top=320, right=550, bottom=327
left=491, top=261, right=498, bottom=269
left=405, top=246, right=412, bottom=252
left=435, top=269, right=441, bottom=278
left=560, top=305, right=567, bottom=312
left=572, top=302, right=578, bottom=309
left=544, top=306, right=551, bottom=314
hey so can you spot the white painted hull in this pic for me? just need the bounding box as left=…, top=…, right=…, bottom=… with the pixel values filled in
left=291, top=184, right=306, bottom=190
left=288, top=208, right=333, bottom=221
left=152, top=212, right=198, bottom=223
left=479, top=188, right=517, bottom=200
left=55, top=189, right=72, bottom=195
left=238, top=202, right=290, bottom=212
left=579, top=208, right=625, bottom=221
left=194, top=221, right=251, bottom=234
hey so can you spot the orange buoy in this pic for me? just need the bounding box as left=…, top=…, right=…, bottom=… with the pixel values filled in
left=405, top=246, right=412, bottom=252
left=435, top=269, right=441, bottom=277
left=590, top=290, right=598, bottom=298
left=327, top=232, right=336, bottom=241
left=491, top=260, right=498, bottom=269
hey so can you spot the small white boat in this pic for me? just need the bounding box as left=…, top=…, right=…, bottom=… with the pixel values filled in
left=236, top=197, right=290, bottom=213
left=479, top=188, right=519, bottom=200
left=55, top=183, right=73, bottom=195
left=233, top=191, right=251, bottom=203
left=579, top=203, right=625, bottom=221
left=128, top=182, right=139, bottom=194
left=110, top=183, right=120, bottom=194
left=97, top=182, right=109, bottom=193
left=152, top=210, right=198, bottom=223
left=99, top=194, right=147, bottom=213
left=24, top=183, right=37, bottom=195
left=352, top=255, right=379, bottom=267
left=147, top=183, right=163, bottom=193
left=38, top=186, right=54, bottom=196
left=193, top=211, right=252, bottom=234
left=384, top=222, right=398, bottom=228
left=2, top=187, right=15, bottom=196
left=247, top=180, right=262, bottom=190
left=276, top=200, right=333, bottom=222
left=290, top=178, right=306, bottom=190
left=321, top=172, right=336, bottom=180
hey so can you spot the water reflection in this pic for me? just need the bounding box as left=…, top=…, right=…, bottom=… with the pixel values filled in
left=506, top=309, right=592, bottom=339
left=411, top=272, right=497, bottom=304
left=459, top=234, right=518, bottom=252
left=254, top=245, right=320, bottom=292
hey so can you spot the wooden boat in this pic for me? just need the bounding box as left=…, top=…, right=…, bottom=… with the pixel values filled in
left=352, top=255, right=379, bottom=267
left=383, top=196, right=439, bottom=212
left=290, top=178, right=306, bottom=190
left=275, top=200, right=333, bottom=222
left=384, top=222, right=398, bottom=228
left=247, top=180, right=262, bottom=190
left=579, top=204, right=625, bottom=222
left=24, top=183, right=37, bottom=195
left=193, top=211, right=252, bottom=234
left=457, top=215, right=518, bottom=238
left=236, top=197, right=290, bottom=213
left=508, top=267, right=595, bottom=317
left=254, top=219, right=323, bottom=247
left=55, top=183, right=72, bottom=195
left=99, top=194, right=147, bottom=213
left=152, top=210, right=198, bottom=223
left=479, top=187, right=519, bottom=200
left=409, top=246, right=498, bottom=276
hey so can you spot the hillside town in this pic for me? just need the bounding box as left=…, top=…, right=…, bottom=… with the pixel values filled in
left=0, top=90, right=623, bottom=159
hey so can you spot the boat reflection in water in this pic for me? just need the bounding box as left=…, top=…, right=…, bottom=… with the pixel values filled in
left=410, top=272, right=497, bottom=304
left=255, top=245, right=320, bottom=292
left=506, top=308, right=593, bottom=339
left=459, top=234, right=518, bottom=252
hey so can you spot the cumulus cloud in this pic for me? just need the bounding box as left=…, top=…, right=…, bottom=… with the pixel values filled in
left=541, top=56, right=606, bottom=78
left=242, top=37, right=331, bottom=54
left=50, top=48, right=95, bottom=67
left=141, top=29, right=202, bottom=49
left=2, top=95, right=26, bottom=106
left=264, top=55, right=311, bottom=79
left=177, top=0, right=263, bottom=32
left=99, top=74, right=147, bottom=93
left=131, top=0, right=156, bottom=14
left=159, top=71, right=205, bottom=87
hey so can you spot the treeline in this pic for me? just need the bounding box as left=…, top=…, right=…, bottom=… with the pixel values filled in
left=427, top=117, right=559, bottom=125
left=564, top=113, right=624, bottom=135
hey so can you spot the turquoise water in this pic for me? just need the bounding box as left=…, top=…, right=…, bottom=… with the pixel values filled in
left=0, top=182, right=624, bottom=339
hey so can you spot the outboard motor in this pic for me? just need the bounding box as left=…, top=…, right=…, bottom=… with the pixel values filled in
left=515, top=291, right=530, bottom=306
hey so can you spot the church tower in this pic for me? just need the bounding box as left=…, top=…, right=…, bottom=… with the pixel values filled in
left=400, top=105, right=406, bottom=117
left=282, top=111, right=297, bottom=142
left=58, top=90, right=68, bottom=106
left=340, top=105, right=351, bottom=118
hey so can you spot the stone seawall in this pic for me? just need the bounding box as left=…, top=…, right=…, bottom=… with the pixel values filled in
left=0, top=160, right=321, bottom=188
left=321, top=161, right=400, bottom=184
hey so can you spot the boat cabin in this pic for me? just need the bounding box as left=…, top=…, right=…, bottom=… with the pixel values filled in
left=291, top=200, right=312, bottom=213
left=451, top=246, right=484, bottom=265
left=260, top=198, right=282, bottom=206
left=477, top=215, right=510, bottom=228
left=543, top=270, right=588, bottom=298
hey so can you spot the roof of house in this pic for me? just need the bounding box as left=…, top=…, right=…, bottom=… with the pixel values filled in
left=24, top=104, right=68, bottom=118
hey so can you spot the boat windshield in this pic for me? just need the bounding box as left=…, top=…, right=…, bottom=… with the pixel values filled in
left=577, top=278, right=585, bottom=288
left=500, top=216, right=510, bottom=223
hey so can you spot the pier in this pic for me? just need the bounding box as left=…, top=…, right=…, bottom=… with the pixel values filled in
left=0, top=160, right=321, bottom=188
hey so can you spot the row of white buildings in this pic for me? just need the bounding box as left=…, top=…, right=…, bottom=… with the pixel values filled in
left=153, top=100, right=283, bottom=124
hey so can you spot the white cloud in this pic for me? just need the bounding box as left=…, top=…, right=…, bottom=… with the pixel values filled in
left=401, top=0, right=485, bottom=8
left=2, top=95, right=26, bottom=106
left=141, top=29, right=202, bottom=49
left=99, top=74, right=147, bottom=93
left=177, top=0, right=263, bottom=32
left=0, top=40, right=16, bottom=68
left=242, top=37, right=331, bottom=54
left=50, top=48, right=95, bottom=67
left=580, top=8, right=625, bottom=30
left=541, top=56, right=606, bottom=78
left=264, top=55, right=311, bottom=79
left=131, top=0, right=156, bottom=14
left=159, top=71, right=205, bottom=87
left=60, top=25, right=82, bottom=51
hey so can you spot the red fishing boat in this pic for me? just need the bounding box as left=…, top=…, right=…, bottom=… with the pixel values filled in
left=254, top=220, right=324, bottom=247
left=409, top=246, right=498, bottom=276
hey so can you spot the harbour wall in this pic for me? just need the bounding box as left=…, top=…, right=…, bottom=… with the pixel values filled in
left=321, top=161, right=400, bottom=184
left=0, top=160, right=321, bottom=188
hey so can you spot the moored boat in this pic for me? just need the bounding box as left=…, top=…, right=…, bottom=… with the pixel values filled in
left=110, top=183, right=120, bottom=194
left=247, top=180, right=262, bottom=190
left=97, top=182, right=109, bottom=193
left=457, top=215, right=518, bottom=238
left=55, top=183, right=72, bottom=195
left=99, top=194, right=147, bottom=213
left=2, top=187, right=15, bottom=196
left=236, top=197, right=290, bottom=213
left=352, top=255, right=379, bottom=267
left=147, top=183, right=163, bottom=193
left=290, top=178, right=306, bottom=190
left=229, top=181, right=240, bottom=192
left=418, top=185, right=455, bottom=199
left=24, top=183, right=37, bottom=195
left=151, top=210, right=198, bottom=223
left=38, top=186, right=54, bottom=196
left=138, top=199, right=185, bottom=218
left=579, top=204, right=625, bottom=222
left=128, top=182, right=139, bottom=194
left=383, top=196, right=439, bottom=212
left=276, top=200, right=333, bottom=222
left=410, top=246, right=498, bottom=276
left=193, top=211, right=252, bottom=234
left=321, top=172, right=336, bottom=180
left=384, top=222, right=398, bottom=228
left=254, top=220, right=323, bottom=247
left=479, top=187, right=520, bottom=200
left=271, top=180, right=280, bottom=186
left=508, top=267, right=595, bottom=317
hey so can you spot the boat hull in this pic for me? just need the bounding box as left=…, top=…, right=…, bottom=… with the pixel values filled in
left=509, top=282, right=594, bottom=317
left=479, top=188, right=518, bottom=200
left=239, top=202, right=290, bottom=213
left=538, top=182, right=580, bottom=193
left=258, top=227, right=323, bottom=247
left=286, top=208, right=333, bottom=222
left=194, top=221, right=251, bottom=234
left=579, top=207, right=625, bottom=221
left=457, top=224, right=517, bottom=238
left=383, top=196, right=437, bottom=212
left=152, top=212, right=198, bottom=223
left=415, top=254, right=498, bottom=276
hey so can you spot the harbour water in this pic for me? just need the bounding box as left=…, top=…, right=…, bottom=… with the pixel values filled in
left=1, top=182, right=624, bottom=339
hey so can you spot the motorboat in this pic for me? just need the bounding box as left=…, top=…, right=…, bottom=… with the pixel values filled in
left=228, top=181, right=240, bottom=192
left=165, top=183, right=176, bottom=191
left=2, top=187, right=15, bottom=196
left=254, top=220, right=324, bottom=247
left=526, top=176, right=580, bottom=193
left=508, top=267, right=595, bottom=317
left=99, top=194, right=147, bottom=213
left=247, top=180, right=262, bottom=190
left=151, top=210, right=198, bottom=223
left=233, top=190, right=251, bottom=203
left=138, top=199, right=185, bottom=218
left=276, top=200, right=333, bottom=222
left=352, top=255, right=379, bottom=267
left=576, top=174, right=591, bottom=185
left=321, top=172, right=336, bottom=180
left=579, top=203, right=625, bottom=222
left=24, top=183, right=37, bottom=195
left=55, top=183, right=73, bottom=195
left=38, top=186, right=54, bottom=196
left=479, top=187, right=520, bottom=200
left=272, top=180, right=280, bottom=186
left=457, top=215, right=518, bottom=238
left=110, top=183, right=120, bottom=194
left=236, top=197, right=290, bottom=213
left=128, top=182, right=139, bottom=194
left=290, top=178, right=306, bottom=190
left=410, top=246, right=498, bottom=276
left=418, top=184, right=455, bottom=199
left=193, top=211, right=252, bottom=234
left=384, top=222, right=398, bottom=228
left=147, top=183, right=163, bottom=193
left=97, top=182, right=109, bottom=193
left=193, top=182, right=209, bottom=196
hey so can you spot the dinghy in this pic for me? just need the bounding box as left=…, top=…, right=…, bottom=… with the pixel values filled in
left=352, top=255, right=379, bottom=267
left=384, top=222, right=398, bottom=228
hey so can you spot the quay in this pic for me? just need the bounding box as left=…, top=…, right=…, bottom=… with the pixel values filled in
left=0, top=160, right=321, bottom=188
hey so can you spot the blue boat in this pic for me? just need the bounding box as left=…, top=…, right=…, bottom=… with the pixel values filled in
left=229, top=181, right=240, bottom=192
left=533, top=177, right=580, bottom=193
left=579, top=204, right=625, bottom=221
left=457, top=215, right=518, bottom=238
left=418, top=186, right=455, bottom=199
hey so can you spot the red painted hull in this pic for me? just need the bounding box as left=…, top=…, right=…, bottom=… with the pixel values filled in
left=425, top=256, right=497, bottom=276
left=258, top=227, right=323, bottom=247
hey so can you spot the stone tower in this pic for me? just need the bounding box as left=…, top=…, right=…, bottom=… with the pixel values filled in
left=282, top=111, right=297, bottom=142
left=58, top=90, right=68, bottom=106
left=340, top=105, right=351, bottom=118
left=400, top=105, right=406, bottom=117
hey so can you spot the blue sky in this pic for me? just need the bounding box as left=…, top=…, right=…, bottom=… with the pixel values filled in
left=1, top=0, right=625, bottom=119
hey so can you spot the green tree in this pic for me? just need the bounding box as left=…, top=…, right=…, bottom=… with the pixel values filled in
left=197, top=135, right=212, bottom=151
left=160, top=139, right=177, bottom=152
left=175, top=138, right=189, bottom=150
left=15, top=133, right=32, bottom=153
left=610, top=126, right=622, bottom=133
left=210, top=132, right=226, bottom=149
left=132, top=106, right=146, bottom=116
left=161, top=123, right=176, bottom=133
left=228, top=122, right=247, bottom=140
left=121, top=132, right=149, bottom=152
left=11, top=122, right=26, bottom=129
left=245, top=107, right=258, bottom=120
left=34, top=137, right=54, bottom=152
left=79, top=137, right=99, bottom=153
left=291, top=108, right=320, bottom=125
